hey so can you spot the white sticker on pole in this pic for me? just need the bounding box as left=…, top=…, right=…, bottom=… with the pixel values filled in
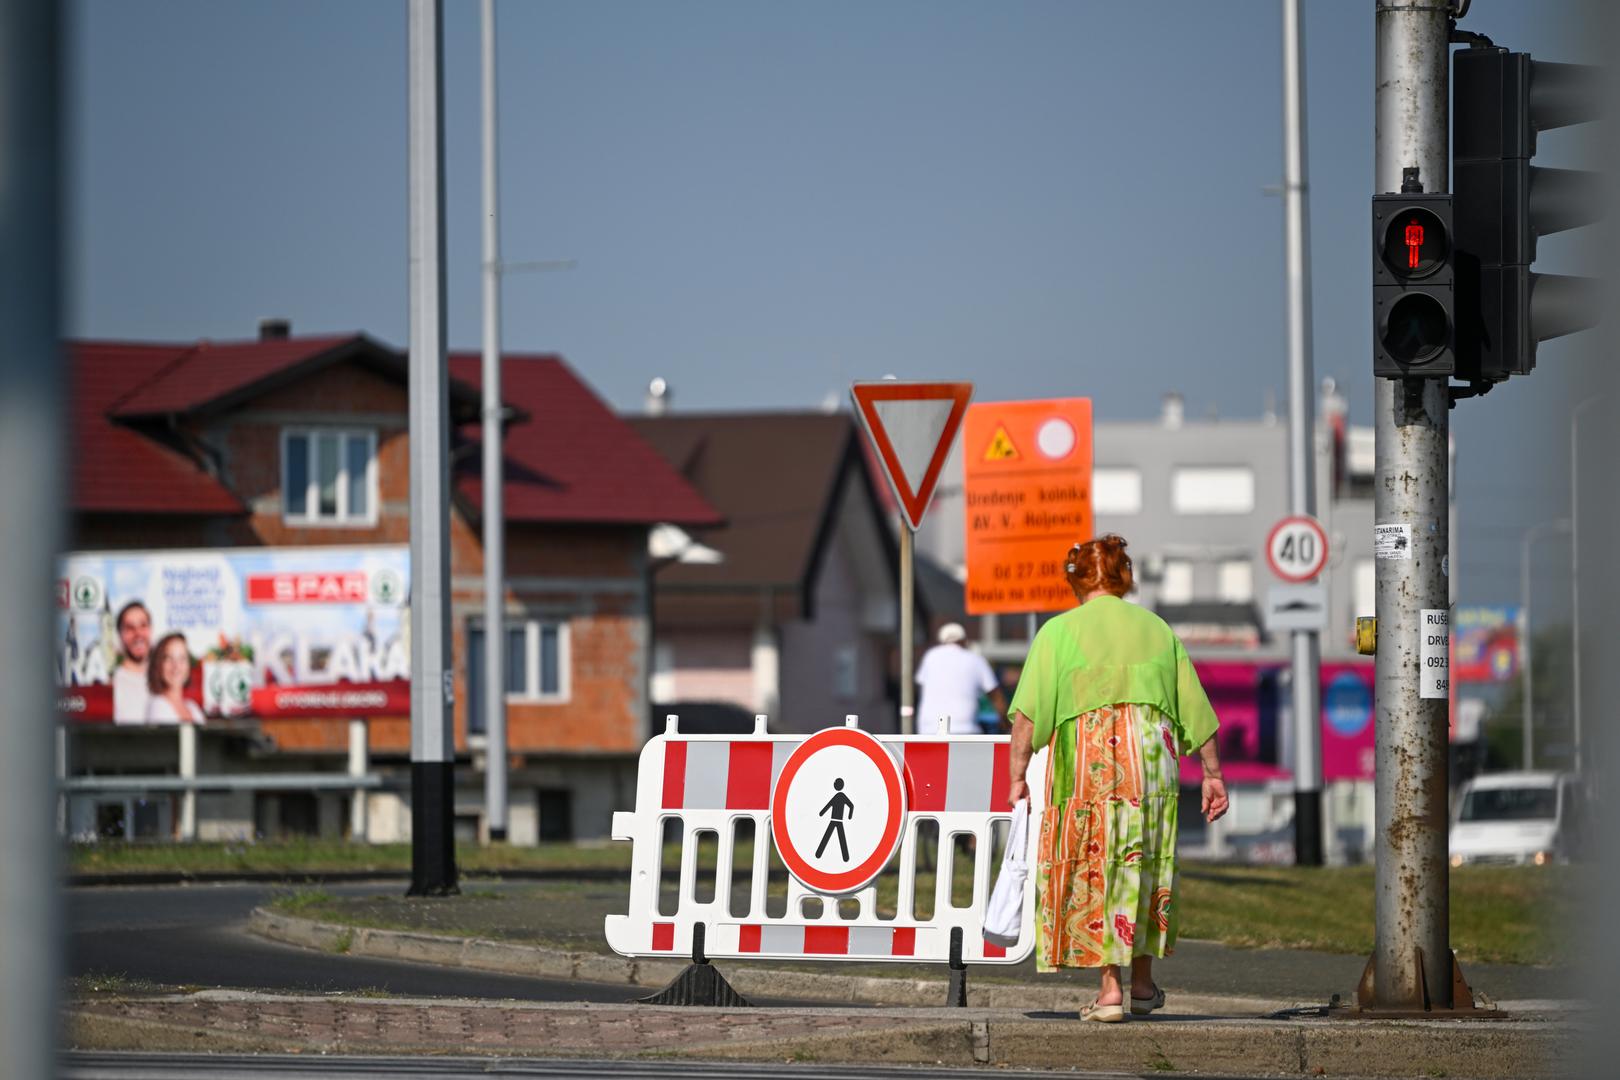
left=1374, top=523, right=1412, bottom=560
left=1421, top=608, right=1449, bottom=700
left=770, top=726, right=906, bottom=896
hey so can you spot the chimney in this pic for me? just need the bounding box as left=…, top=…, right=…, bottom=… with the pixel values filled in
left=1160, top=392, right=1184, bottom=429
left=258, top=317, right=291, bottom=341
left=645, top=377, right=670, bottom=416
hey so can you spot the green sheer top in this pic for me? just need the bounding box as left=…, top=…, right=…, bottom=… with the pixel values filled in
left=1007, top=595, right=1219, bottom=755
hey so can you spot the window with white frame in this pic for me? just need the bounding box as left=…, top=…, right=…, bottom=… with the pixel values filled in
left=1170, top=466, right=1255, bottom=515
left=1092, top=467, right=1143, bottom=515
left=466, top=617, right=570, bottom=735
left=1217, top=559, right=1254, bottom=603
left=1160, top=559, right=1194, bottom=605
left=283, top=428, right=377, bottom=525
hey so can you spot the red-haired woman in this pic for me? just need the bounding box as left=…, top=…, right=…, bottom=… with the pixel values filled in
left=1007, top=534, right=1227, bottom=1022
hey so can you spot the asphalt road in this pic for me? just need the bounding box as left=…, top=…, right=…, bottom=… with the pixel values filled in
left=67, top=882, right=649, bottom=1004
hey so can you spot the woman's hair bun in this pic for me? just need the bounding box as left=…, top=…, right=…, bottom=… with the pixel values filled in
left=1065, top=534, right=1134, bottom=597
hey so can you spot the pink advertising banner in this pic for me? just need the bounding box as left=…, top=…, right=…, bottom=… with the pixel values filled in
left=1177, top=660, right=1375, bottom=786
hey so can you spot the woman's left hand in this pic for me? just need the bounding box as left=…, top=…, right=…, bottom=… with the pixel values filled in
left=1201, top=775, right=1229, bottom=823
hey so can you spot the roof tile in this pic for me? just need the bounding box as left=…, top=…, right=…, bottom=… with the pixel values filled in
left=449, top=354, right=721, bottom=527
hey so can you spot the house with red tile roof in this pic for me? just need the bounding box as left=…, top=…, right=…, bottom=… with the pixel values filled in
left=65, top=324, right=718, bottom=844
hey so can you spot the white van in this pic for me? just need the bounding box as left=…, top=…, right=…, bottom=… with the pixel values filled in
left=1449, top=771, right=1583, bottom=867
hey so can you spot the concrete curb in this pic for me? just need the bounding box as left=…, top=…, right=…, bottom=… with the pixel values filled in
left=248, top=906, right=1294, bottom=1014
left=68, top=989, right=1576, bottom=1077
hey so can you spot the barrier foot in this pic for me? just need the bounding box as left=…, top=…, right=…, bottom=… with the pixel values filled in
left=636, top=923, right=751, bottom=1008
left=946, top=926, right=967, bottom=1007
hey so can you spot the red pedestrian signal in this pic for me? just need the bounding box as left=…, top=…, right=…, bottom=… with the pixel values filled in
left=1405, top=220, right=1424, bottom=269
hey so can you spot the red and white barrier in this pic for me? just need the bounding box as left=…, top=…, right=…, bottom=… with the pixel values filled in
left=604, top=714, right=1044, bottom=966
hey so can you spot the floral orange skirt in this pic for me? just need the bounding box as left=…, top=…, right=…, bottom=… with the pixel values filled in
left=1035, top=703, right=1181, bottom=970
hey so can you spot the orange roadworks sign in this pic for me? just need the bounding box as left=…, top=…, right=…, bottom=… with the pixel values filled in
left=962, top=399, right=1093, bottom=615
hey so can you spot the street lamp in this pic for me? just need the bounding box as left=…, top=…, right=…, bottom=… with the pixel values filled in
left=1520, top=518, right=1571, bottom=771
left=1570, top=396, right=1602, bottom=776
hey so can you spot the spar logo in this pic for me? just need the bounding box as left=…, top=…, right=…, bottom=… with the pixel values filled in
left=247, top=571, right=369, bottom=604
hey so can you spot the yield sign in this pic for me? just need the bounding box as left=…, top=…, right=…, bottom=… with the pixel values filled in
left=850, top=381, right=972, bottom=530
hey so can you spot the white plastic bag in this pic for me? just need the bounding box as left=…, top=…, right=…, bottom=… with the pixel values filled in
left=982, top=797, right=1030, bottom=948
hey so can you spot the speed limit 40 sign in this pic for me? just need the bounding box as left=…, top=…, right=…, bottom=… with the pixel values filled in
left=1266, top=515, right=1329, bottom=582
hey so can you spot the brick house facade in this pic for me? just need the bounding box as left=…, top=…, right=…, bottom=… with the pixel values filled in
left=66, top=329, right=717, bottom=843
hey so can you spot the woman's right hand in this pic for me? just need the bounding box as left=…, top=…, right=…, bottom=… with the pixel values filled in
left=1201, top=775, right=1229, bottom=823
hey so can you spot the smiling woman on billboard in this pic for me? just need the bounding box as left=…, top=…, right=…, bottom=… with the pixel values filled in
left=144, top=632, right=204, bottom=724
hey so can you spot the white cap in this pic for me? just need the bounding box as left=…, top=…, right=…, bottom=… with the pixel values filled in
left=938, top=622, right=967, bottom=645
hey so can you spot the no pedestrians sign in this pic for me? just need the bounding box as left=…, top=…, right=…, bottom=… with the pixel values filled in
left=769, top=726, right=907, bottom=895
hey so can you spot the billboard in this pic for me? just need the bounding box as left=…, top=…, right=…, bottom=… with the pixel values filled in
left=1452, top=605, right=1521, bottom=683
left=57, top=546, right=410, bottom=723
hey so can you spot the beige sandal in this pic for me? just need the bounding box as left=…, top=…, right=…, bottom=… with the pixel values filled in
left=1080, top=999, right=1128, bottom=1023
left=1130, top=986, right=1166, bottom=1016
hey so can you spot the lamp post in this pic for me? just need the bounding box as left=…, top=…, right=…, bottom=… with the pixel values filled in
left=1571, top=397, right=1602, bottom=776
left=1520, top=518, right=1571, bottom=771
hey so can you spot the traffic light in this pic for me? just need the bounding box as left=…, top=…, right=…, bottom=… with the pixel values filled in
left=1452, top=45, right=1602, bottom=381
left=1373, top=177, right=1455, bottom=378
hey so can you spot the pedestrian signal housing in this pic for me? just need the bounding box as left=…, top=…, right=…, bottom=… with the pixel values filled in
left=1373, top=188, right=1455, bottom=378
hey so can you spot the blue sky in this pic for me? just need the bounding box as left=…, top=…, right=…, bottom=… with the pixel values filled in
left=67, top=1, right=1595, bottom=612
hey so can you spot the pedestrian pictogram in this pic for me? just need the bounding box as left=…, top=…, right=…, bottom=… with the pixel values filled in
left=771, top=725, right=906, bottom=894
left=850, top=382, right=972, bottom=531
left=1405, top=218, right=1424, bottom=269
left=983, top=426, right=1020, bottom=461
left=816, top=779, right=854, bottom=861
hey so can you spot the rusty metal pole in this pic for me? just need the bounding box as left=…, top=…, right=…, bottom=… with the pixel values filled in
left=1370, top=0, right=1453, bottom=1010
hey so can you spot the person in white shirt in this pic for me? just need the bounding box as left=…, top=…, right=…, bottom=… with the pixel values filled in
left=111, top=600, right=152, bottom=724
left=145, top=632, right=205, bottom=725
left=915, top=623, right=1005, bottom=735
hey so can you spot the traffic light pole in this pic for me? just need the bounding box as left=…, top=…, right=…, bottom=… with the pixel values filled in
left=1281, top=0, right=1323, bottom=868
left=1368, top=0, right=1453, bottom=1011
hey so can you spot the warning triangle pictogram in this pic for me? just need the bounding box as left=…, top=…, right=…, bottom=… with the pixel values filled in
left=850, top=381, right=973, bottom=531
left=983, top=426, right=1020, bottom=462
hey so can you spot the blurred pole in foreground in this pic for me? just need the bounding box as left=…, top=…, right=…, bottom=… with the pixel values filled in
left=1280, top=0, right=1323, bottom=867
left=1577, top=2, right=1619, bottom=1065
left=0, top=0, right=65, bottom=1073
left=407, top=0, right=457, bottom=895
left=480, top=0, right=509, bottom=843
